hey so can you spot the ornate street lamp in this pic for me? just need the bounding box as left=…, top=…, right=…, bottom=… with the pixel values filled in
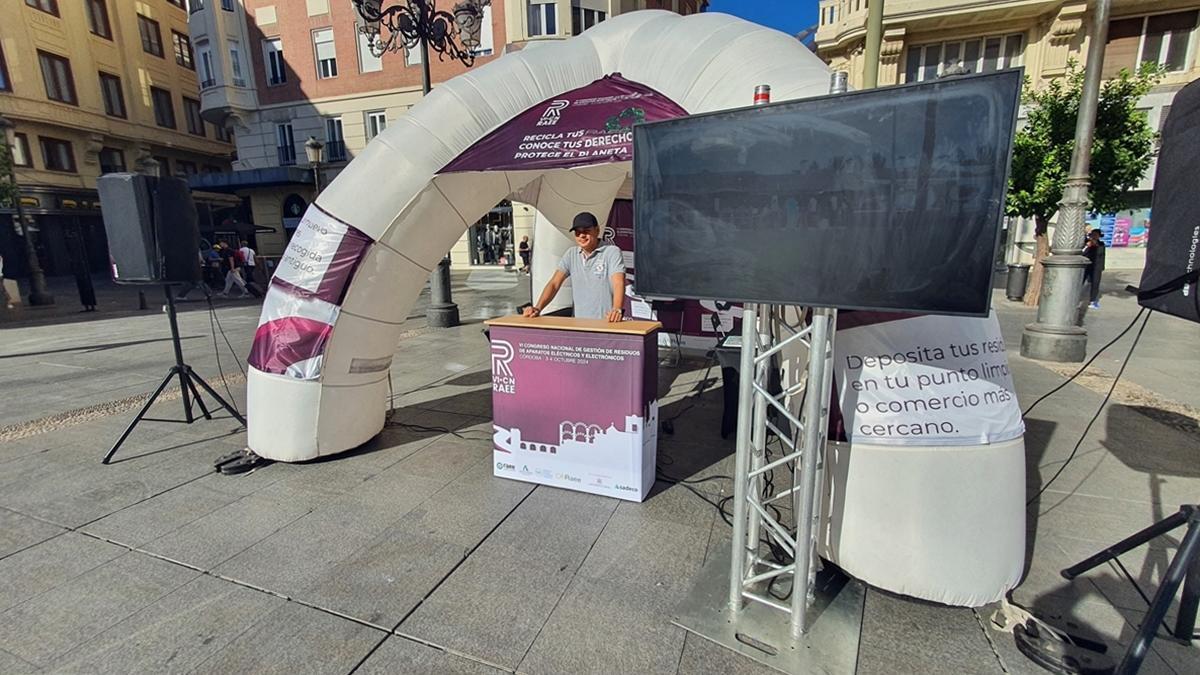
left=354, top=0, right=490, bottom=82
left=352, top=0, right=489, bottom=328
left=0, top=115, right=55, bottom=306
left=304, top=136, right=324, bottom=195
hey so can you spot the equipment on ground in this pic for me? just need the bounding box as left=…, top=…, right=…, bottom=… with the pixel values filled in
left=101, top=285, right=245, bottom=464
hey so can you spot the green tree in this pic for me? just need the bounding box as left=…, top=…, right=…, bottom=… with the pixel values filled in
left=1006, top=61, right=1160, bottom=305
left=0, top=143, right=16, bottom=210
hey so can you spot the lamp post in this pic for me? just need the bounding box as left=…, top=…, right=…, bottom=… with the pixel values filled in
left=1021, top=0, right=1111, bottom=362
left=353, top=0, right=490, bottom=328
left=0, top=115, right=54, bottom=306
left=304, top=136, right=324, bottom=196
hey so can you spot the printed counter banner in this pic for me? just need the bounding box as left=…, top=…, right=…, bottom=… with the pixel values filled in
left=490, top=326, right=658, bottom=502
left=834, top=311, right=1024, bottom=446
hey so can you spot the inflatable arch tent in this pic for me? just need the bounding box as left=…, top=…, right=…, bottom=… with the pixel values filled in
left=245, top=10, right=832, bottom=461
left=245, top=11, right=1026, bottom=607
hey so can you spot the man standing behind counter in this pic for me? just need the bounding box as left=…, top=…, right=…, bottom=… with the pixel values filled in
left=523, top=212, right=626, bottom=322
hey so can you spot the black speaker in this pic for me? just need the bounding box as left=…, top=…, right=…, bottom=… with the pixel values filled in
left=1137, top=79, right=1200, bottom=324
left=97, top=173, right=201, bottom=284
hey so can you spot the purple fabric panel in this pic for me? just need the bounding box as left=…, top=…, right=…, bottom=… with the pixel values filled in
left=248, top=317, right=334, bottom=375
left=440, top=74, right=688, bottom=173
left=315, top=227, right=373, bottom=305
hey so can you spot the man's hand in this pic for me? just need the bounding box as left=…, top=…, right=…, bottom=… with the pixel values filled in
left=523, top=305, right=541, bottom=318
left=605, top=307, right=624, bottom=323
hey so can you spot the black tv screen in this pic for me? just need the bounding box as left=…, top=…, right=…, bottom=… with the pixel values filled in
left=632, top=70, right=1021, bottom=316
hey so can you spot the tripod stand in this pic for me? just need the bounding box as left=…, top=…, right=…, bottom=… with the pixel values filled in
left=1061, top=504, right=1200, bottom=674
left=102, top=284, right=246, bottom=464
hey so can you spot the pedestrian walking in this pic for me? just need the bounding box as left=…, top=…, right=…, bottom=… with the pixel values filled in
left=68, top=229, right=97, bottom=312
left=519, top=235, right=531, bottom=273
left=175, top=249, right=211, bottom=301
left=238, top=240, right=257, bottom=285
left=216, top=241, right=249, bottom=298
left=1082, top=228, right=1106, bottom=310
left=0, top=253, right=11, bottom=309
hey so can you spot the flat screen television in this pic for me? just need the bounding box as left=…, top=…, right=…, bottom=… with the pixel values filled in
left=632, top=70, right=1022, bottom=316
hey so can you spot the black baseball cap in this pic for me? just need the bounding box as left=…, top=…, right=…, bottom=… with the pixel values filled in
left=570, top=212, right=599, bottom=231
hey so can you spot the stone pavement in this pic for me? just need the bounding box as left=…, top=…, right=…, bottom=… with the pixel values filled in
left=0, top=267, right=1196, bottom=674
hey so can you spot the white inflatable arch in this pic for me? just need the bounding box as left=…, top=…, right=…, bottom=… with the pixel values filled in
left=246, top=11, right=831, bottom=461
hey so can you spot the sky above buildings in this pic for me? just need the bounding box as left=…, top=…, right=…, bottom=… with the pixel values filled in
left=705, top=0, right=821, bottom=36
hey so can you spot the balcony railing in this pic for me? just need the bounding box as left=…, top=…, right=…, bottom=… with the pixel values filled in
left=232, top=76, right=247, bottom=87
left=278, top=145, right=296, bottom=166
left=200, top=77, right=216, bottom=89
left=325, top=140, right=347, bottom=162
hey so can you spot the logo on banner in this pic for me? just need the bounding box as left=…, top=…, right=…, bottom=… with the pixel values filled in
left=537, top=100, right=569, bottom=126
left=490, top=340, right=516, bottom=394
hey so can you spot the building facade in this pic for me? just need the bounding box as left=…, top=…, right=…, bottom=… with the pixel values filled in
left=187, top=0, right=706, bottom=267
left=816, top=0, right=1200, bottom=267
left=0, top=0, right=236, bottom=279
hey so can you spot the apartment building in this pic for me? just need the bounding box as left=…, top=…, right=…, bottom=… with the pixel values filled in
left=0, top=0, right=236, bottom=279
left=816, top=0, right=1200, bottom=266
left=186, top=0, right=706, bottom=264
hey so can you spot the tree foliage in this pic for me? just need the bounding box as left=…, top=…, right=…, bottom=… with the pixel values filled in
left=1006, top=61, right=1161, bottom=233
left=0, top=144, right=15, bottom=210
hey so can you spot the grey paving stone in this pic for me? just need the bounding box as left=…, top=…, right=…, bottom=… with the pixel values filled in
left=0, top=441, right=214, bottom=528
left=0, top=647, right=39, bottom=675
left=0, top=508, right=65, bottom=560
left=82, top=482, right=242, bottom=548
left=211, top=471, right=445, bottom=598
left=1030, top=491, right=1178, bottom=549
left=400, top=543, right=579, bottom=670
left=520, top=576, right=687, bottom=675
left=141, top=487, right=328, bottom=571
left=577, top=512, right=710, bottom=594
left=472, top=486, right=619, bottom=570
left=390, top=435, right=492, bottom=483
left=0, top=552, right=198, bottom=667
left=856, top=589, right=1004, bottom=675
left=49, top=575, right=283, bottom=674
left=357, top=636, right=506, bottom=674
left=675, top=633, right=781, bottom=675
left=0, top=533, right=125, bottom=614
left=189, top=601, right=384, bottom=675
left=1009, top=535, right=1102, bottom=610
left=410, top=387, right=494, bottom=418
left=389, top=458, right=535, bottom=551
left=295, top=526, right=467, bottom=628
left=617, top=479, right=724, bottom=528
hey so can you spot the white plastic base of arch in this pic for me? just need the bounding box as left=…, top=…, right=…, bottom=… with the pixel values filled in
left=247, top=366, right=386, bottom=463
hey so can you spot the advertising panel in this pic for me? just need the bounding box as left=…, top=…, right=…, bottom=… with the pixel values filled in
left=490, top=325, right=657, bottom=501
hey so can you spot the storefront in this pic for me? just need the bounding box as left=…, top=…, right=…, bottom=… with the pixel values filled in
left=468, top=201, right=515, bottom=266
left=0, top=188, right=106, bottom=279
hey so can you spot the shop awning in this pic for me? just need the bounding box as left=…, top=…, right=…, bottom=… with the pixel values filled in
left=188, top=167, right=315, bottom=193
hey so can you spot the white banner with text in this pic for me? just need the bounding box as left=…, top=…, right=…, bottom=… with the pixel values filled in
left=835, top=311, right=1024, bottom=446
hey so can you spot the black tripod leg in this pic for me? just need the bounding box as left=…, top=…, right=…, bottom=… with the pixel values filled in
left=189, top=371, right=247, bottom=426
left=102, top=366, right=180, bottom=464
left=1174, top=530, right=1200, bottom=642
left=183, top=369, right=213, bottom=420
left=1063, top=508, right=1191, bottom=579
left=1117, top=518, right=1200, bottom=675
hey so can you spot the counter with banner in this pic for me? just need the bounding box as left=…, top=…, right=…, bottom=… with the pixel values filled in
left=485, top=316, right=660, bottom=502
